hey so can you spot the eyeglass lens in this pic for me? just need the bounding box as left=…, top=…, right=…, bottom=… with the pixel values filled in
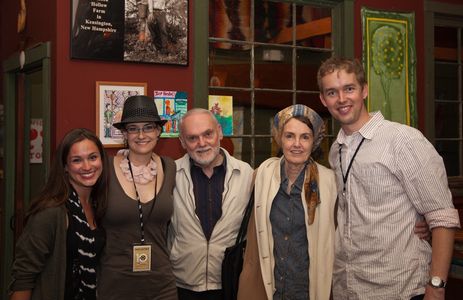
left=126, top=124, right=157, bottom=134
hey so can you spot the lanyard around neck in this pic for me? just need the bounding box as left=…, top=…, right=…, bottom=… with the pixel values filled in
left=127, top=155, right=157, bottom=244
left=338, top=137, right=365, bottom=195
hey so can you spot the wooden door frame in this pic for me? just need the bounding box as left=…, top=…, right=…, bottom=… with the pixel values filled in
left=1, top=42, right=51, bottom=299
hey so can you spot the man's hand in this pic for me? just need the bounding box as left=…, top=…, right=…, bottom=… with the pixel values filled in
left=415, top=219, right=431, bottom=241
left=424, top=285, right=445, bottom=300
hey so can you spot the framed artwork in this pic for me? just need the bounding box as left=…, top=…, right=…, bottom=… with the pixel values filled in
left=71, top=0, right=188, bottom=65
left=96, top=81, right=147, bottom=147
left=362, top=7, right=417, bottom=127
left=154, top=90, right=188, bottom=138
left=208, top=95, right=233, bottom=136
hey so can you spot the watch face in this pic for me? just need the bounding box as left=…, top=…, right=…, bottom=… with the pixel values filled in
left=431, top=276, right=443, bottom=287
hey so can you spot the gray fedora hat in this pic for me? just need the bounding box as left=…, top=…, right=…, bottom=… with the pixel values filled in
left=113, top=95, right=167, bottom=130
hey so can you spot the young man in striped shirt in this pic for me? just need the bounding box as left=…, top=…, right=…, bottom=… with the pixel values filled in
left=318, top=57, right=460, bottom=300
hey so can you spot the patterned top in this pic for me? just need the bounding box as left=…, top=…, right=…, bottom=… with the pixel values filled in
left=65, top=189, right=105, bottom=300
left=330, top=111, right=460, bottom=299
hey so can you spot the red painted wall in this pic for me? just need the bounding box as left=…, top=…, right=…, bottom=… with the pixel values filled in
left=0, top=0, right=54, bottom=58
left=353, top=0, right=426, bottom=131
left=55, top=1, right=191, bottom=158
left=0, top=1, right=191, bottom=159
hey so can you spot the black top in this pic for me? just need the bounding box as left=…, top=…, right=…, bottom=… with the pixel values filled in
left=190, top=156, right=226, bottom=241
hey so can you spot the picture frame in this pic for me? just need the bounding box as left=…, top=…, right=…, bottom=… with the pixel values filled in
left=71, top=0, right=188, bottom=66
left=96, top=81, right=147, bottom=147
left=362, top=7, right=417, bottom=127
left=154, top=90, right=188, bottom=138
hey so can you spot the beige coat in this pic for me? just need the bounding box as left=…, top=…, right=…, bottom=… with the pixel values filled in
left=169, top=148, right=254, bottom=291
left=238, top=157, right=337, bottom=300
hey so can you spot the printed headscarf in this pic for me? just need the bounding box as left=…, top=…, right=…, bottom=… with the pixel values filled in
left=272, top=104, right=325, bottom=225
left=272, top=104, right=326, bottom=152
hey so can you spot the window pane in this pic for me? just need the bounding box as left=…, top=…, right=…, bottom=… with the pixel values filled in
left=296, top=49, right=331, bottom=91
left=208, top=0, right=337, bottom=168
left=296, top=92, right=325, bottom=114
left=435, top=102, right=461, bottom=138
left=255, top=90, right=292, bottom=134
left=255, top=1, right=291, bottom=43
left=436, top=140, right=461, bottom=176
left=230, top=137, right=245, bottom=161
left=209, top=0, right=251, bottom=42
left=435, top=62, right=459, bottom=101
left=434, top=26, right=458, bottom=62
left=209, top=43, right=251, bottom=88
left=235, top=136, right=274, bottom=168
left=295, top=4, right=332, bottom=48
left=255, top=46, right=292, bottom=89
left=255, top=137, right=275, bottom=168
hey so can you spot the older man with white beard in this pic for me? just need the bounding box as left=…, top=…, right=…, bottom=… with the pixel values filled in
left=168, top=108, right=254, bottom=300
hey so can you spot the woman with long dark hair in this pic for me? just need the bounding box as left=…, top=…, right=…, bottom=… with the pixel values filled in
left=9, top=128, right=109, bottom=300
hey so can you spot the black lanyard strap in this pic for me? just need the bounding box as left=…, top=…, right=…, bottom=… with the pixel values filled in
left=339, top=137, right=365, bottom=194
left=127, top=155, right=157, bottom=244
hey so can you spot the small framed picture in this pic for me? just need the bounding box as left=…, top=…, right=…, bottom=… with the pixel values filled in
left=96, top=81, right=147, bottom=147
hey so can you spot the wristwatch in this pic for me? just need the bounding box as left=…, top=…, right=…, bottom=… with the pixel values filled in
left=428, top=276, right=447, bottom=288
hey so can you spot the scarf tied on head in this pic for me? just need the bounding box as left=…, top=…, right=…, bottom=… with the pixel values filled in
left=273, top=104, right=326, bottom=225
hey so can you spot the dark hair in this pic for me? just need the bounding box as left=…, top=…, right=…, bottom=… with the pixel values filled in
left=26, top=128, right=109, bottom=225
left=317, top=57, right=366, bottom=91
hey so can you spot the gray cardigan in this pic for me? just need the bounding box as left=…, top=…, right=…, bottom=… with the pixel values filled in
left=9, top=205, right=67, bottom=300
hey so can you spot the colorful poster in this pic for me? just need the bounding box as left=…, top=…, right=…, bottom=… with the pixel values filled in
left=154, top=91, right=188, bottom=137
left=208, top=95, right=233, bottom=136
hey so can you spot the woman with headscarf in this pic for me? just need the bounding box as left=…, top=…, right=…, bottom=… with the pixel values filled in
left=237, top=104, right=337, bottom=300
left=97, top=95, right=177, bottom=299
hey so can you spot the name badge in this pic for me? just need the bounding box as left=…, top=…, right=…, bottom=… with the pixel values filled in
left=132, top=244, right=152, bottom=272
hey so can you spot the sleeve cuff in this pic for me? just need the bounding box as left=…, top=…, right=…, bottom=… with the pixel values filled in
left=425, top=208, right=461, bottom=229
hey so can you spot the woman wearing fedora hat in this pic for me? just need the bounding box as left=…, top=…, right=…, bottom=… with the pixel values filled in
left=97, top=95, right=177, bottom=299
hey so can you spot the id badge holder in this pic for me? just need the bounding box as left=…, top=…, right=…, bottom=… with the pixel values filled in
left=132, top=243, right=152, bottom=272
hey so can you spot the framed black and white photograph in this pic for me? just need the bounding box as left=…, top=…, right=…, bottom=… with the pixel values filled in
left=71, top=0, right=188, bottom=65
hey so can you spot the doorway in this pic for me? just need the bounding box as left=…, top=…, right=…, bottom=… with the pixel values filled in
left=0, top=42, right=51, bottom=299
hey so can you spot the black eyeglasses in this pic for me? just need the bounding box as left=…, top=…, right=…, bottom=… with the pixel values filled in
left=125, top=124, right=158, bottom=135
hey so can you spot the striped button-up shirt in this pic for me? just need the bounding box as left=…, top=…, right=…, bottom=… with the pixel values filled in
left=330, top=112, right=460, bottom=300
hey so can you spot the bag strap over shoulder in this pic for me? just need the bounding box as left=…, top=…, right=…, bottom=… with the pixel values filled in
left=235, top=169, right=257, bottom=245
left=235, top=190, right=254, bottom=245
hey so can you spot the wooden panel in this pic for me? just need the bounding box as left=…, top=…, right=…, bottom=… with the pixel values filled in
left=435, top=47, right=463, bottom=61
left=271, top=17, right=332, bottom=44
